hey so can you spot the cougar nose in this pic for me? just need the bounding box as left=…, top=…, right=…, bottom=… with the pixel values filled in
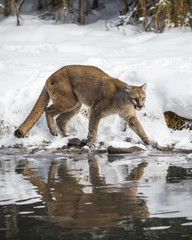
left=137, top=104, right=144, bottom=110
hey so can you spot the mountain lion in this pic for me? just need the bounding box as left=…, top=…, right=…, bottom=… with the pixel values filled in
left=14, top=65, right=151, bottom=146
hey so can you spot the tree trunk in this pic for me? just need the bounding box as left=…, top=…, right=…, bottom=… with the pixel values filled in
left=37, top=0, right=43, bottom=10
left=51, top=0, right=57, bottom=7
left=63, top=0, right=68, bottom=23
left=4, top=0, right=11, bottom=16
left=123, top=0, right=129, bottom=13
left=78, top=0, right=85, bottom=24
left=78, top=0, right=81, bottom=23
left=11, top=0, right=21, bottom=26
left=85, top=0, right=90, bottom=16
left=92, top=0, right=98, bottom=9
left=140, top=0, right=147, bottom=16
left=82, top=0, right=85, bottom=24
left=18, top=0, right=25, bottom=11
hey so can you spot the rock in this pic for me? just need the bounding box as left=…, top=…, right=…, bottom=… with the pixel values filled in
left=13, top=144, right=26, bottom=150
left=30, top=147, right=40, bottom=154
left=81, top=139, right=88, bottom=145
left=68, top=138, right=82, bottom=147
left=108, top=155, right=125, bottom=162
left=108, top=146, right=144, bottom=154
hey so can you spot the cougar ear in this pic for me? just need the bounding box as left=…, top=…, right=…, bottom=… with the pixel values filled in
left=125, top=83, right=132, bottom=93
left=140, top=83, right=147, bottom=91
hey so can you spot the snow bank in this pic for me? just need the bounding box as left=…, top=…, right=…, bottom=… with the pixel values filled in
left=0, top=16, right=192, bottom=149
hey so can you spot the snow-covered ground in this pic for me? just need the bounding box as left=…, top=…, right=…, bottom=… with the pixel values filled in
left=0, top=15, right=192, bottom=149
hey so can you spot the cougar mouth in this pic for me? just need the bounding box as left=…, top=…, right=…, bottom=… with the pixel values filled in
left=136, top=106, right=143, bottom=111
left=134, top=104, right=143, bottom=111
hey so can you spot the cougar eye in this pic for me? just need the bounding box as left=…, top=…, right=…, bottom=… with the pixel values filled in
left=142, top=97, right=145, bottom=101
left=132, top=98, right=138, bottom=102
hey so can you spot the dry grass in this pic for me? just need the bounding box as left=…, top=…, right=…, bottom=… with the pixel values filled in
left=164, top=111, right=192, bottom=130
left=121, top=0, right=192, bottom=32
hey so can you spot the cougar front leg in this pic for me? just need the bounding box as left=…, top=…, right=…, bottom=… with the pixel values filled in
left=122, top=114, right=150, bottom=145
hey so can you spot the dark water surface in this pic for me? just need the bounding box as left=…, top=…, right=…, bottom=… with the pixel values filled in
left=0, top=148, right=192, bottom=240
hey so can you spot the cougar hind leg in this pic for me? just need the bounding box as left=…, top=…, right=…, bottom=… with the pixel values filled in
left=56, top=103, right=82, bottom=136
left=45, top=102, right=81, bottom=136
left=45, top=105, right=62, bottom=136
left=45, top=75, right=81, bottom=136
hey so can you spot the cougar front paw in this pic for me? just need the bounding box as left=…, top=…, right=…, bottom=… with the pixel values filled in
left=143, top=139, right=158, bottom=148
left=86, top=140, right=96, bottom=148
left=149, top=140, right=158, bottom=148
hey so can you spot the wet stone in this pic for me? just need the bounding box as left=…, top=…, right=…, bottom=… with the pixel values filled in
left=108, top=146, right=144, bottom=154
left=30, top=147, right=40, bottom=154
left=68, top=138, right=82, bottom=147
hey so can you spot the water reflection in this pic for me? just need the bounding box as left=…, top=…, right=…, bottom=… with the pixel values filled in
left=167, top=165, right=192, bottom=183
left=0, top=150, right=192, bottom=239
left=20, top=154, right=149, bottom=233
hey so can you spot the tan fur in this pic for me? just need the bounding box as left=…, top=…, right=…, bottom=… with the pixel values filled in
left=14, top=65, right=150, bottom=145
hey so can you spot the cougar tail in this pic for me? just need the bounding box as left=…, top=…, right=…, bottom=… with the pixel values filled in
left=14, top=86, right=50, bottom=138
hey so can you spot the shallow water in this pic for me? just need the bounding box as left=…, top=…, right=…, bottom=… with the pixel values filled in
left=0, top=148, right=192, bottom=240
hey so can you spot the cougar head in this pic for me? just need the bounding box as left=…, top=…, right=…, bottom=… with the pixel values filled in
left=126, top=83, right=146, bottom=111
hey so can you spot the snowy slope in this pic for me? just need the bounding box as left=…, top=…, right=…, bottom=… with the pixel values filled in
left=0, top=15, right=192, bottom=149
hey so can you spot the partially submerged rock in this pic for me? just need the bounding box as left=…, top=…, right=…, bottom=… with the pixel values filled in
left=67, top=138, right=145, bottom=154
left=30, top=147, right=40, bottom=154
left=68, top=138, right=82, bottom=147
left=108, top=146, right=144, bottom=154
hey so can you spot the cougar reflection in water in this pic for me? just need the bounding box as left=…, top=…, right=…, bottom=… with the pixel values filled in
left=21, top=154, right=149, bottom=232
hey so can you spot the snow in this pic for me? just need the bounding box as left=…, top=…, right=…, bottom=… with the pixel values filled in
left=0, top=15, right=192, bottom=149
